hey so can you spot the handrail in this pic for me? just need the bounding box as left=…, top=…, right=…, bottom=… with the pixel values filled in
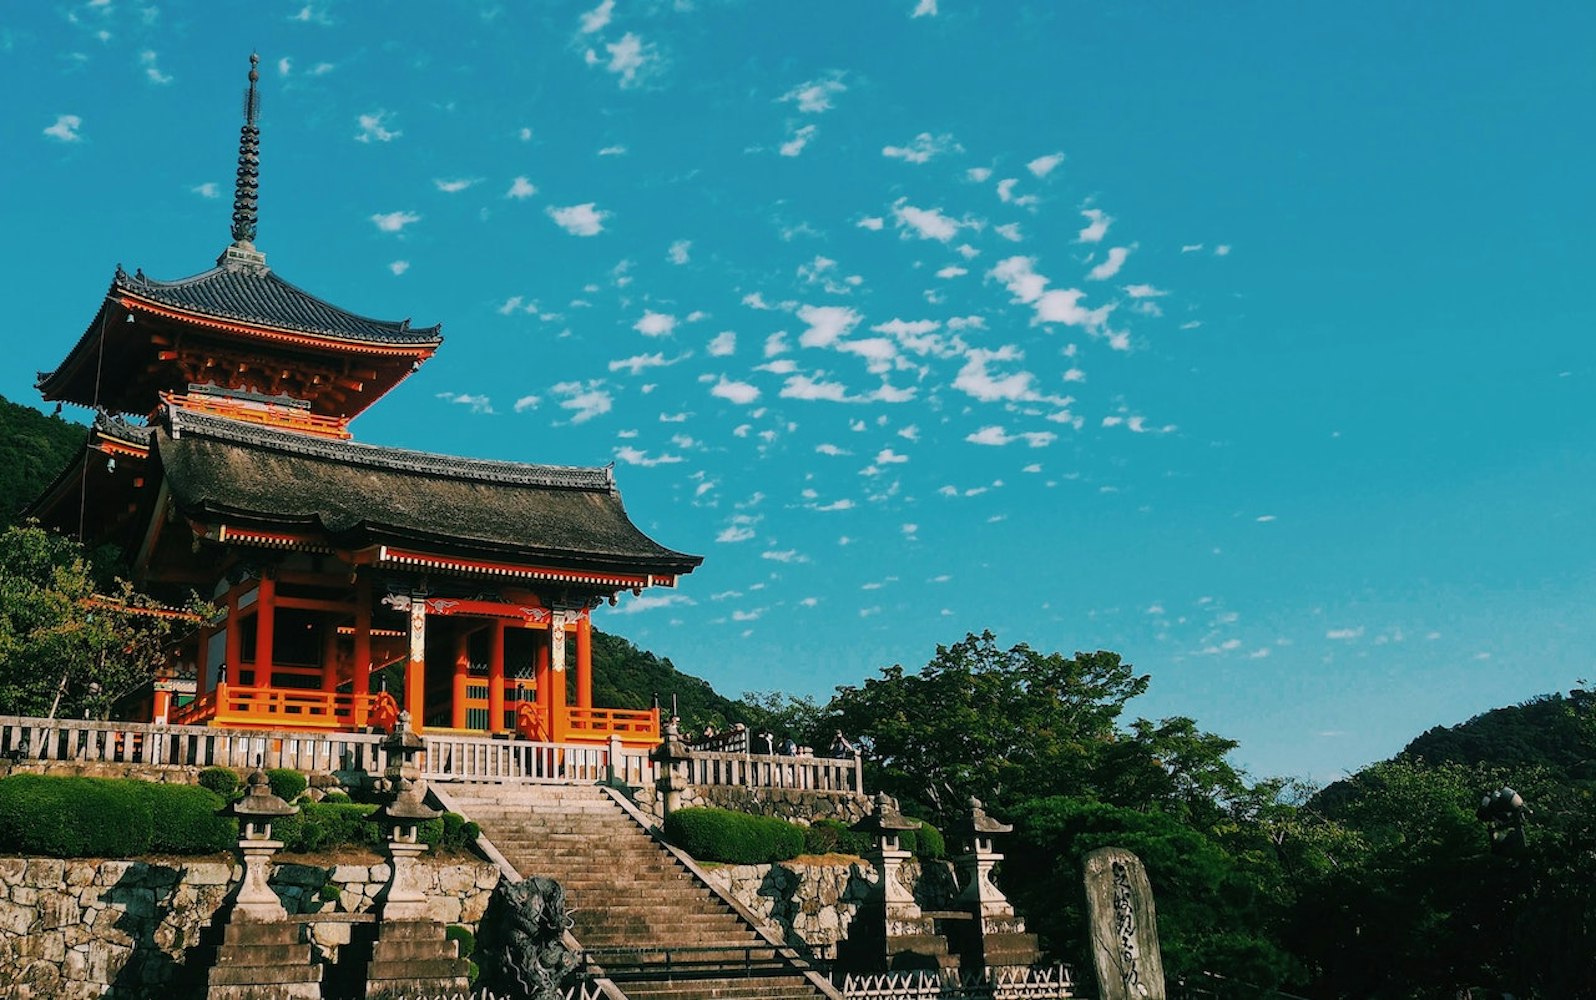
left=684, top=747, right=865, bottom=794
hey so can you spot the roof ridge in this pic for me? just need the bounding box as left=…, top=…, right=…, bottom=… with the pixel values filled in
left=165, top=408, right=614, bottom=492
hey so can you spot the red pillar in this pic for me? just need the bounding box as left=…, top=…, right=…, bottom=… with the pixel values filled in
left=576, top=614, right=593, bottom=710
left=353, top=577, right=372, bottom=727
left=534, top=638, right=552, bottom=741
left=488, top=620, right=507, bottom=734
left=223, top=587, right=241, bottom=692
left=404, top=597, right=426, bottom=727
left=253, top=577, right=275, bottom=688
left=451, top=631, right=470, bottom=730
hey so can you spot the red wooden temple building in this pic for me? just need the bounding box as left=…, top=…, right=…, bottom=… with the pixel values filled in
left=28, top=56, right=700, bottom=747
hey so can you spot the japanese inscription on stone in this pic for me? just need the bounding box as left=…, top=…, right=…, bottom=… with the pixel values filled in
left=1083, top=846, right=1165, bottom=1000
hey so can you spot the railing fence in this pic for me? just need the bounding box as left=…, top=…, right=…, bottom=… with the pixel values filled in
left=840, top=965, right=1076, bottom=1000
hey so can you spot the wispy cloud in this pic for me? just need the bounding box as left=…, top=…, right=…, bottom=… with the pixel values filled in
left=435, top=178, right=480, bottom=194
left=780, top=124, right=817, bottom=157
left=355, top=110, right=401, bottom=143
left=1088, top=246, right=1133, bottom=281
left=634, top=311, right=677, bottom=337
left=578, top=0, right=614, bottom=33
left=43, top=114, right=83, bottom=142
left=551, top=380, right=613, bottom=422
left=1077, top=208, right=1111, bottom=244
left=911, top=0, right=938, bottom=16
left=389, top=260, right=409, bottom=276
left=667, top=240, right=691, bottom=265
left=711, top=376, right=760, bottom=404
left=781, top=74, right=847, bottom=114
left=139, top=50, right=171, bottom=85
left=547, top=203, right=608, bottom=236
left=370, top=211, right=421, bottom=233
left=506, top=176, right=537, bottom=200
left=882, top=132, right=961, bottom=164
left=191, top=182, right=220, bottom=199
left=1027, top=152, right=1064, bottom=177
left=891, top=198, right=961, bottom=242
left=435, top=391, right=493, bottom=414
left=585, top=32, right=656, bottom=88
left=965, top=425, right=1055, bottom=447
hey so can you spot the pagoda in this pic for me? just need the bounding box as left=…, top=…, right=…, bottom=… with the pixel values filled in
left=28, top=55, right=700, bottom=746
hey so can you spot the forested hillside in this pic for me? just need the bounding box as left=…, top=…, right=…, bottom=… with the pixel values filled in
left=0, top=394, right=84, bottom=523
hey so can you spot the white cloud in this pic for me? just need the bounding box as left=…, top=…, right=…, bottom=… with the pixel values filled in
left=815, top=443, right=849, bottom=456
left=140, top=50, right=172, bottom=85
left=634, top=311, right=677, bottom=337
left=780, top=374, right=850, bottom=402
left=1027, top=152, right=1064, bottom=177
left=355, top=111, right=401, bottom=143
left=434, top=178, right=479, bottom=194
left=547, top=203, right=608, bottom=236
left=798, top=305, right=862, bottom=348
left=277, top=57, right=292, bottom=76
left=388, top=260, right=409, bottom=276
left=954, top=346, right=1037, bottom=402
left=615, top=446, right=683, bottom=467
left=518, top=127, right=533, bottom=142
left=597, top=144, right=628, bottom=156
left=1088, top=246, right=1132, bottom=281
left=1326, top=627, right=1364, bottom=641
left=966, top=167, right=993, bottom=183
left=707, top=331, right=736, bottom=356
left=578, top=0, right=614, bottom=33
left=761, top=549, right=809, bottom=564
left=891, top=199, right=960, bottom=242
left=781, top=75, right=847, bottom=114
left=990, top=256, right=1114, bottom=331
left=435, top=391, right=493, bottom=414
left=551, top=380, right=613, bottom=423
left=856, top=216, right=884, bottom=231
left=936, top=265, right=967, bottom=279
left=780, top=124, right=817, bottom=158
left=506, top=176, right=537, bottom=200
left=611, top=593, right=694, bottom=615
left=814, top=499, right=855, bottom=512
left=1215, top=244, right=1232, bottom=256
left=1124, top=283, right=1167, bottom=299
left=911, top=0, right=938, bottom=16
left=513, top=395, right=540, bottom=413
left=1077, top=208, right=1112, bottom=244
left=837, top=337, right=898, bottom=374
left=875, top=448, right=909, bottom=465
left=191, top=182, right=220, bottom=199
left=711, top=376, right=760, bottom=404
left=609, top=352, right=673, bottom=375
left=882, top=132, right=960, bottom=164
left=370, top=211, right=421, bottom=233
left=667, top=240, right=691, bottom=265
left=43, top=114, right=83, bottom=142
left=586, top=32, right=655, bottom=89
left=964, top=426, right=1056, bottom=447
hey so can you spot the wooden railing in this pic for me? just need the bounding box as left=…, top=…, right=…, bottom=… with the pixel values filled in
left=557, top=705, right=661, bottom=746
left=0, top=716, right=390, bottom=776
left=420, top=732, right=614, bottom=783
left=169, top=683, right=398, bottom=731
left=684, top=748, right=864, bottom=794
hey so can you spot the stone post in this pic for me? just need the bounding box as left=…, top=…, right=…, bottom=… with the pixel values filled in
left=373, top=711, right=441, bottom=920
left=219, top=766, right=298, bottom=921
left=854, top=792, right=924, bottom=936
left=951, top=796, right=1019, bottom=933
left=650, top=715, right=691, bottom=819
left=606, top=733, right=625, bottom=784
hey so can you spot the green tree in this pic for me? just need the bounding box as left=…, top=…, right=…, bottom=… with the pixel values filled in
left=0, top=523, right=194, bottom=719
left=0, top=395, right=86, bottom=524
left=827, top=631, right=1149, bottom=815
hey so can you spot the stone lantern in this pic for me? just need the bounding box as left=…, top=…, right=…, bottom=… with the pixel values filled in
left=372, top=711, right=441, bottom=919
left=218, top=766, right=299, bottom=921
left=949, top=796, right=1039, bottom=970
left=650, top=715, right=692, bottom=818
left=852, top=792, right=925, bottom=936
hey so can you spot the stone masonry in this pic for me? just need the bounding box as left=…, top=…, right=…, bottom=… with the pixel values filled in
left=0, top=856, right=498, bottom=1000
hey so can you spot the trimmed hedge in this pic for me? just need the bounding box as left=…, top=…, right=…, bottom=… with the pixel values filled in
left=802, top=818, right=872, bottom=856
left=266, top=768, right=308, bottom=803
left=197, top=767, right=241, bottom=798
left=664, top=807, right=803, bottom=864
left=0, top=774, right=232, bottom=858
left=899, top=819, right=946, bottom=860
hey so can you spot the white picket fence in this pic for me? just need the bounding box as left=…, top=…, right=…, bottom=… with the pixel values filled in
left=0, top=715, right=390, bottom=775
left=840, top=965, right=1076, bottom=1000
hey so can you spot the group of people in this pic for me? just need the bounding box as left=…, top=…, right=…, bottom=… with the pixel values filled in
left=691, top=721, right=857, bottom=759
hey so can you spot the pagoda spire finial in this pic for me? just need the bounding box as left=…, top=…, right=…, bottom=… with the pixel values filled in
left=228, top=53, right=263, bottom=253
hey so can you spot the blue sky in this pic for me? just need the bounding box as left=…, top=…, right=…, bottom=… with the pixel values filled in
left=4, top=1, right=1594, bottom=784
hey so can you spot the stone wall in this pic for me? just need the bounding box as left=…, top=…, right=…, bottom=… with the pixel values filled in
left=631, top=783, right=871, bottom=827
left=0, top=854, right=499, bottom=1000
left=701, top=856, right=960, bottom=961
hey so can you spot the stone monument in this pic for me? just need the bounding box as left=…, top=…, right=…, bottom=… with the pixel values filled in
left=1082, top=847, right=1165, bottom=1000
left=839, top=792, right=957, bottom=971
left=949, top=796, right=1040, bottom=970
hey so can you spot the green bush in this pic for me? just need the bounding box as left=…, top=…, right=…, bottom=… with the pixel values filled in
left=278, top=802, right=382, bottom=853
left=320, top=790, right=352, bottom=804
left=446, top=924, right=476, bottom=957
left=0, top=774, right=152, bottom=857
left=802, top=818, right=871, bottom=856
left=418, top=811, right=479, bottom=851
left=895, top=819, right=946, bottom=860
left=137, top=783, right=234, bottom=854
left=197, top=767, right=240, bottom=798
left=266, top=768, right=308, bottom=803
left=664, top=807, right=804, bottom=864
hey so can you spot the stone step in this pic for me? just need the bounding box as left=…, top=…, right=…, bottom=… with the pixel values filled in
left=371, top=937, right=462, bottom=962
left=212, top=942, right=309, bottom=966
left=374, top=919, right=457, bottom=942
left=366, top=958, right=473, bottom=980
left=221, top=921, right=305, bottom=945
left=207, top=963, right=323, bottom=986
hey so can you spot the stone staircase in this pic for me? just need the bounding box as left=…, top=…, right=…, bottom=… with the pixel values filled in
left=442, top=783, right=838, bottom=1000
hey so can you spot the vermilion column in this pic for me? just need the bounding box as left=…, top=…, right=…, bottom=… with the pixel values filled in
left=223, top=588, right=242, bottom=689
left=352, top=578, right=372, bottom=727
left=488, top=621, right=507, bottom=734
left=404, top=598, right=426, bottom=726
left=534, top=639, right=552, bottom=740
left=576, top=614, right=593, bottom=710
left=253, top=577, right=275, bottom=688
left=451, top=632, right=470, bottom=730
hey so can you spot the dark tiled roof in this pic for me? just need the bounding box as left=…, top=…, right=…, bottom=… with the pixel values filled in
left=115, top=263, right=442, bottom=347
left=156, top=410, right=701, bottom=575
left=94, top=411, right=153, bottom=447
